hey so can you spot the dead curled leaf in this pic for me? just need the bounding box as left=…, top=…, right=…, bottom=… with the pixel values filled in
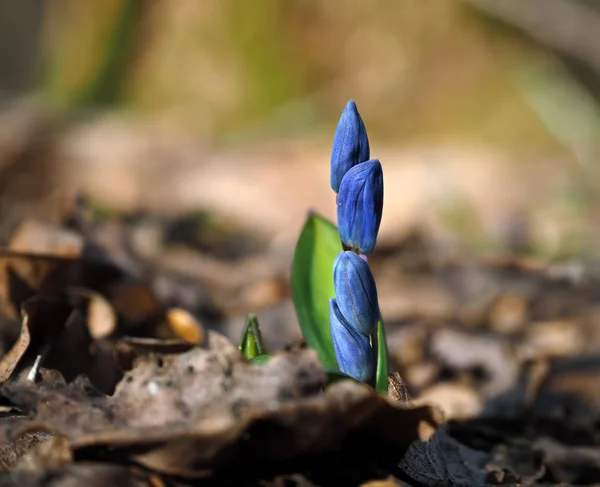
left=0, top=332, right=437, bottom=480
left=0, top=310, right=30, bottom=383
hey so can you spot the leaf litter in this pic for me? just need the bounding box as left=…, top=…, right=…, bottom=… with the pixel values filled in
left=0, top=206, right=599, bottom=485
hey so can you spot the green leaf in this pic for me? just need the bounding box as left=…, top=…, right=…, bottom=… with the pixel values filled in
left=291, top=212, right=341, bottom=371
left=250, top=354, right=272, bottom=364
left=375, top=319, right=389, bottom=394
left=239, top=313, right=265, bottom=359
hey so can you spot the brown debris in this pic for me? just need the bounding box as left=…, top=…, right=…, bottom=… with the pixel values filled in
left=1, top=188, right=600, bottom=484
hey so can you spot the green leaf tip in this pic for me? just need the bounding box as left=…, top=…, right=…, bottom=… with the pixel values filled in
left=239, top=313, right=265, bottom=360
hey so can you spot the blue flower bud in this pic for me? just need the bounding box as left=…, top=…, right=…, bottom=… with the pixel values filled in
left=330, top=100, right=370, bottom=193
left=337, top=159, right=383, bottom=254
left=333, top=250, right=380, bottom=336
left=329, top=298, right=373, bottom=382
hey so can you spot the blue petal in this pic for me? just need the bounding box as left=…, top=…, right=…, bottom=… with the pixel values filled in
left=337, top=159, right=383, bottom=254
left=329, top=298, right=373, bottom=382
left=333, top=251, right=379, bottom=336
left=330, top=100, right=370, bottom=193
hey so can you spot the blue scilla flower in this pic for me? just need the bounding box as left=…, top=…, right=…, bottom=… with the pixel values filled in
left=329, top=298, right=373, bottom=382
left=333, top=250, right=380, bottom=336
left=330, top=100, right=370, bottom=193
left=337, top=159, right=383, bottom=254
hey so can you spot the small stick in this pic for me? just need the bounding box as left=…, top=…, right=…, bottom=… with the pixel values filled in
left=27, top=344, right=50, bottom=382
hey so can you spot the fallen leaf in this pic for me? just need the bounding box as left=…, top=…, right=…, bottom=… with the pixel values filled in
left=68, top=287, right=116, bottom=339
left=166, top=308, right=204, bottom=344
left=14, top=434, right=72, bottom=472
left=0, top=333, right=437, bottom=481
left=398, top=427, right=487, bottom=486
left=0, top=310, right=31, bottom=383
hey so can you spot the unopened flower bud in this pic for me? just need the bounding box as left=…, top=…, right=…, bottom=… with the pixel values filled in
left=329, top=298, right=373, bottom=382
left=337, top=159, right=383, bottom=254
left=330, top=100, right=370, bottom=193
left=333, top=250, right=380, bottom=336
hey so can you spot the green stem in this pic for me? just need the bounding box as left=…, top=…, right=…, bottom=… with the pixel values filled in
left=375, top=318, right=389, bottom=394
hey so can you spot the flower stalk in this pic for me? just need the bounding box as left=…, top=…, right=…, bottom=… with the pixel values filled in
left=329, top=100, right=387, bottom=386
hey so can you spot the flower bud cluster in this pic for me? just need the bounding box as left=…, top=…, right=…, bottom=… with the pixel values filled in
left=329, top=100, right=383, bottom=382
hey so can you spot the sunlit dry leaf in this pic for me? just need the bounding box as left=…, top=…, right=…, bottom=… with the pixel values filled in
left=68, top=287, right=116, bottom=339
left=0, top=310, right=31, bottom=383
left=166, top=308, right=204, bottom=344
left=413, top=383, right=481, bottom=421
left=8, top=220, right=84, bottom=259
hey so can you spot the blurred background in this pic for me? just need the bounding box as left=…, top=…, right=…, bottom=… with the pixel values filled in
left=2, top=0, right=600, bottom=258
left=2, top=0, right=600, bottom=269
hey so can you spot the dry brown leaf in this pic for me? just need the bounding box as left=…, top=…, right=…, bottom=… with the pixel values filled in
left=68, top=287, right=116, bottom=339
left=14, top=434, right=72, bottom=472
left=8, top=220, right=84, bottom=259
left=0, top=332, right=437, bottom=480
left=0, top=310, right=31, bottom=383
left=413, top=382, right=481, bottom=421
left=166, top=307, right=204, bottom=344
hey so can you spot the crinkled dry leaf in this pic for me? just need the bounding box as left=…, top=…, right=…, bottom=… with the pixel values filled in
left=0, top=332, right=437, bottom=481
left=398, top=428, right=487, bottom=487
